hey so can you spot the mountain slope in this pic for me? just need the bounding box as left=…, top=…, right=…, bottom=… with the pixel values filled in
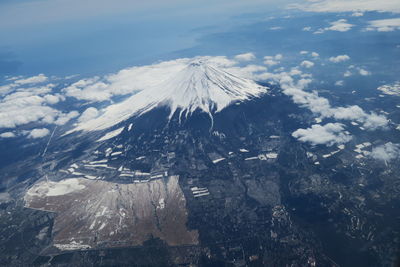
left=70, top=60, right=267, bottom=132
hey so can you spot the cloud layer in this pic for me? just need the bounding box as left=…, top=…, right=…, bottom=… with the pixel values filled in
left=292, top=0, right=400, bottom=14
left=366, top=18, right=400, bottom=32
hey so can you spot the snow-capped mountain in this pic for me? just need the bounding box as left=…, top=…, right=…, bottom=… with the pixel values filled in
left=70, top=59, right=267, bottom=133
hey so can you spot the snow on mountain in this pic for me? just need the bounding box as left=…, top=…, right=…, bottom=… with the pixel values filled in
left=69, top=59, right=267, bottom=133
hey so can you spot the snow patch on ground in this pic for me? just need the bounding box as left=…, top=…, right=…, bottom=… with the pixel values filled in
left=97, top=127, right=124, bottom=142
left=27, top=178, right=86, bottom=197
left=54, top=241, right=91, bottom=251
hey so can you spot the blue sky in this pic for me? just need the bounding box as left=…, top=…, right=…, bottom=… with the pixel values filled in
left=0, top=0, right=290, bottom=76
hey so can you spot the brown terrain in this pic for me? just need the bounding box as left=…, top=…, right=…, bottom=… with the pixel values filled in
left=24, top=175, right=198, bottom=250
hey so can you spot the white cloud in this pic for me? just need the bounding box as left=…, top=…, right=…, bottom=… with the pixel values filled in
left=351, top=12, right=364, bottom=17
left=335, top=80, right=344, bottom=86
left=234, top=52, right=256, bottom=62
left=370, top=142, right=400, bottom=162
left=302, top=26, right=312, bottom=31
left=300, top=50, right=308, bottom=55
left=314, top=19, right=354, bottom=34
left=359, top=68, right=371, bottom=76
left=325, top=19, right=354, bottom=32
left=230, top=62, right=388, bottom=132
left=55, top=111, right=79, bottom=125
left=263, top=54, right=283, bottom=66
left=311, top=52, right=319, bottom=58
left=264, top=59, right=279, bottom=66
left=269, top=26, right=283, bottom=30
left=28, top=128, right=50, bottom=139
left=1, top=75, right=50, bottom=97
left=14, top=74, right=48, bottom=85
left=366, top=18, right=400, bottom=32
left=0, top=94, right=59, bottom=128
left=63, top=77, right=111, bottom=102
left=313, top=29, right=325, bottom=34
left=289, top=67, right=303, bottom=76
left=78, top=107, right=99, bottom=122
left=0, top=83, right=75, bottom=129
left=292, top=123, right=352, bottom=146
left=329, top=54, right=350, bottom=63
left=291, top=0, right=400, bottom=14
left=254, top=69, right=388, bottom=130
left=344, top=70, right=352, bottom=77
left=44, top=94, right=62, bottom=104
left=377, top=81, right=400, bottom=96
left=0, top=132, right=16, bottom=138
left=300, top=60, right=315, bottom=68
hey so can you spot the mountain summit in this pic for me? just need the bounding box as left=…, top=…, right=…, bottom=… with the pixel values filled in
left=71, top=59, right=267, bottom=132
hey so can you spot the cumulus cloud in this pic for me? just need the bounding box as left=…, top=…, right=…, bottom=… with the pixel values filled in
left=0, top=95, right=58, bottom=128
left=329, top=55, right=350, bottom=63
left=300, top=60, right=315, bottom=68
left=370, top=142, right=400, bottom=162
left=28, top=128, right=50, bottom=139
left=289, top=67, right=303, bottom=76
left=344, top=70, right=352, bottom=77
left=326, top=19, right=354, bottom=32
left=63, top=77, right=111, bottom=102
left=263, top=54, right=283, bottom=66
left=292, top=123, right=352, bottom=146
left=44, top=94, right=62, bottom=104
left=1, top=75, right=49, bottom=97
left=311, top=52, right=319, bottom=58
left=377, top=81, right=400, bottom=96
left=78, top=107, right=99, bottom=122
left=0, top=132, right=16, bottom=138
left=291, top=0, right=400, bottom=14
left=254, top=68, right=388, bottom=130
left=0, top=82, right=76, bottom=129
left=234, top=52, right=256, bottom=62
left=359, top=68, right=371, bottom=76
left=314, top=19, right=354, bottom=34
